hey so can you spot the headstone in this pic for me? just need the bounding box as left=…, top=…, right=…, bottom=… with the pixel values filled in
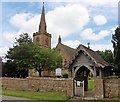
left=55, top=68, right=61, bottom=77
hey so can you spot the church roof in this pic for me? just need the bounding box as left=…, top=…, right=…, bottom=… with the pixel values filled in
left=56, top=43, right=76, bottom=59
left=69, top=44, right=109, bottom=68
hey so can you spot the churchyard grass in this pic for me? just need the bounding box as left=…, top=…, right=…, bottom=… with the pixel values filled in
left=88, top=78, right=94, bottom=90
left=2, top=89, right=69, bottom=101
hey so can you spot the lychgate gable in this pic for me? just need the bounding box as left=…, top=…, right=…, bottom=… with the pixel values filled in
left=68, top=44, right=111, bottom=78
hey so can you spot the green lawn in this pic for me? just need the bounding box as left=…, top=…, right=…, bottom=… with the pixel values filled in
left=88, top=79, right=94, bottom=90
left=2, top=89, right=69, bottom=101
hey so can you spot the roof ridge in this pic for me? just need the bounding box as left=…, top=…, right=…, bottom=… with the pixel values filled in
left=69, top=44, right=109, bottom=68
left=60, top=43, right=76, bottom=50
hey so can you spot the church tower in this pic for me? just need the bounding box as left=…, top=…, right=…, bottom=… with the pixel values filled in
left=33, top=3, right=51, bottom=49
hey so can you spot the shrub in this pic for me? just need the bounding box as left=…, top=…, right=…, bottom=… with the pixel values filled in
left=62, top=73, right=68, bottom=78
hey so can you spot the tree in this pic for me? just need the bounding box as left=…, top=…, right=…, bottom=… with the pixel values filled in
left=96, top=50, right=114, bottom=65
left=28, top=45, right=62, bottom=76
left=6, top=33, right=62, bottom=77
left=2, top=60, right=28, bottom=78
left=112, top=27, right=120, bottom=75
left=15, top=33, right=32, bottom=45
left=5, top=33, right=32, bottom=77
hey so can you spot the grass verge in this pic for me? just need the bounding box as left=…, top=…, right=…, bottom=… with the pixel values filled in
left=88, top=79, right=94, bottom=90
left=2, top=89, right=69, bottom=101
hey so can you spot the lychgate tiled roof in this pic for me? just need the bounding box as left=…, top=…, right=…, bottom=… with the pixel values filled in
left=68, top=44, right=109, bottom=68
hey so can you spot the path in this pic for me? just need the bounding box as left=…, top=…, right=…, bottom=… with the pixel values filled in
left=1, top=95, right=50, bottom=102
left=2, top=95, right=31, bottom=100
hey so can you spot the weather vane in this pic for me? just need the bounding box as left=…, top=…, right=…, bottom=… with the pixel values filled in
left=87, top=42, right=90, bottom=49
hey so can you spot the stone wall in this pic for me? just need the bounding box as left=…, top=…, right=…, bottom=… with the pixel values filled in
left=119, top=79, right=120, bottom=98
left=104, top=78, right=120, bottom=98
left=94, top=78, right=104, bottom=99
left=2, top=77, right=74, bottom=97
left=94, top=78, right=120, bottom=99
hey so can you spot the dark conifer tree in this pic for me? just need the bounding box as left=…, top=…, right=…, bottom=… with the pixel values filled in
left=112, top=27, right=120, bottom=75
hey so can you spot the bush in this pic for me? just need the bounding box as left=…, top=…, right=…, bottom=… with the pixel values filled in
left=62, top=73, right=68, bottom=78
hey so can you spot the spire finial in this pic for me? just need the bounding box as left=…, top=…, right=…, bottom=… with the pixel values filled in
left=58, top=35, right=61, bottom=43
left=38, top=2, right=46, bottom=34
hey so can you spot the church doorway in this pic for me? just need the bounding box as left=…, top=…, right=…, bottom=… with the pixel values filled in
left=73, top=65, right=94, bottom=97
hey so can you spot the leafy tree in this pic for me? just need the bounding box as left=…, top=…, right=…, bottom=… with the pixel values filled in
left=112, top=27, right=120, bottom=75
left=96, top=50, right=114, bottom=65
left=4, top=33, right=32, bottom=77
left=15, top=33, right=32, bottom=45
left=28, top=45, right=62, bottom=76
left=6, top=33, right=62, bottom=77
left=2, top=60, right=28, bottom=78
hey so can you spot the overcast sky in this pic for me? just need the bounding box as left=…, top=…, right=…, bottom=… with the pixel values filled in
left=1, top=0, right=119, bottom=57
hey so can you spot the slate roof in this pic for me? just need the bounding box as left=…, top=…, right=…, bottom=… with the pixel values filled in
left=69, top=44, right=109, bottom=68
left=56, top=42, right=110, bottom=68
left=60, top=43, right=76, bottom=59
left=80, top=45, right=109, bottom=67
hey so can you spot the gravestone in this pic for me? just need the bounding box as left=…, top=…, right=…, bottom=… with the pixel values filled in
left=55, top=68, right=61, bottom=77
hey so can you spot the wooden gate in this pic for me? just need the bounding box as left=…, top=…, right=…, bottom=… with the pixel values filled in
left=74, top=80, right=85, bottom=97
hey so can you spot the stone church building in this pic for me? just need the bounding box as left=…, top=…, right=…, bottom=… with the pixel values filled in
left=29, top=3, right=111, bottom=79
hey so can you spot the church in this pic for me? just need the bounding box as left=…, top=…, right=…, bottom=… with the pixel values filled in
left=29, top=3, right=111, bottom=79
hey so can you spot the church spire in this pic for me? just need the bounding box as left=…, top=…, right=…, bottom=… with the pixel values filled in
left=58, top=35, right=61, bottom=43
left=38, top=2, right=47, bottom=34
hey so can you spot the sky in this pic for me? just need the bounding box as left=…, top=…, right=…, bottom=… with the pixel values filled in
left=1, top=0, right=119, bottom=58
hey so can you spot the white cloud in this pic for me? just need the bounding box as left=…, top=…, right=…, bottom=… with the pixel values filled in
left=90, top=44, right=113, bottom=51
left=52, top=40, right=80, bottom=49
left=70, top=0, right=118, bottom=8
left=93, top=15, right=107, bottom=26
left=0, top=47, right=9, bottom=57
left=8, top=4, right=89, bottom=43
left=46, top=4, right=89, bottom=39
left=110, top=25, right=118, bottom=34
left=9, top=13, right=40, bottom=36
left=62, top=40, right=80, bottom=48
left=3, top=32, right=19, bottom=43
left=81, top=28, right=109, bottom=41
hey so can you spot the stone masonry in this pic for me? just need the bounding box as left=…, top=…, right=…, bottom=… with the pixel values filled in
left=94, top=78, right=120, bottom=99
left=2, top=77, right=74, bottom=97
left=94, top=78, right=104, bottom=99
left=2, top=77, right=120, bottom=98
left=104, top=78, right=120, bottom=98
